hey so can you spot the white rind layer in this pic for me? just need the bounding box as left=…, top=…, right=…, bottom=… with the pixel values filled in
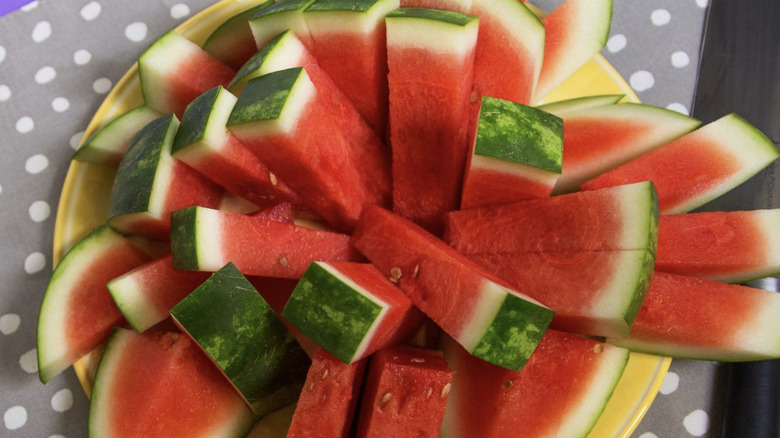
left=470, top=154, right=561, bottom=188
left=386, top=13, right=479, bottom=57
left=106, top=268, right=150, bottom=332
left=614, top=181, right=657, bottom=252
left=229, top=31, right=308, bottom=95
left=249, top=8, right=312, bottom=50
left=304, top=0, right=400, bottom=34
left=589, top=249, right=652, bottom=334
left=193, top=206, right=225, bottom=271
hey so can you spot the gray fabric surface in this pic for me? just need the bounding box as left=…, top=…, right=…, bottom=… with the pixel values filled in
left=0, top=0, right=716, bottom=437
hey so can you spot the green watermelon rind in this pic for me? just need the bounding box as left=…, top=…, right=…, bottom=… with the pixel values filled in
left=475, top=96, right=563, bottom=173
left=172, top=86, right=236, bottom=161
left=170, top=205, right=225, bottom=271
left=72, top=105, right=163, bottom=165
left=88, top=329, right=257, bottom=437
left=170, top=262, right=311, bottom=415
left=37, top=225, right=144, bottom=384
left=107, top=113, right=179, bottom=229
left=228, top=30, right=305, bottom=95
left=304, top=0, right=400, bottom=32
left=201, top=0, right=275, bottom=63
left=248, top=0, right=316, bottom=49
left=536, top=94, right=624, bottom=117
left=282, top=261, right=387, bottom=364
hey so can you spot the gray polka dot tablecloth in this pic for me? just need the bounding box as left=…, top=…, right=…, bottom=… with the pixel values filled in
left=0, top=0, right=730, bottom=437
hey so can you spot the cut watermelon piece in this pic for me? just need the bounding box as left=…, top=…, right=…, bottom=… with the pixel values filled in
left=107, top=254, right=210, bottom=332
left=202, top=0, right=275, bottom=70
left=282, top=261, right=422, bottom=364
left=440, top=330, right=629, bottom=438
left=37, top=225, right=151, bottom=383
left=460, top=96, right=563, bottom=209
left=227, top=30, right=391, bottom=209
left=607, top=272, right=780, bottom=361
left=171, top=263, right=311, bottom=416
left=72, top=105, right=163, bottom=165
left=107, top=114, right=224, bottom=240
left=351, top=205, right=553, bottom=371
left=172, top=85, right=301, bottom=208
left=88, top=329, right=256, bottom=437
left=581, top=113, right=780, bottom=213
left=552, top=102, right=701, bottom=194
left=138, top=31, right=236, bottom=117
left=656, top=209, right=780, bottom=283
left=303, top=0, right=399, bottom=136
left=445, top=181, right=659, bottom=255
left=248, top=0, right=316, bottom=49
left=532, top=0, right=613, bottom=102
left=287, top=349, right=367, bottom=438
left=170, top=205, right=362, bottom=278
left=227, top=67, right=386, bottom=230
left=536, top=93, right=623, bottom=116
left=469, top=0, right=545, bottom=105
left=386, top=7, right=479, bottom=234
left=467, top=249, right=654, bottom=337
left=354, top=344, right=454, bottom=438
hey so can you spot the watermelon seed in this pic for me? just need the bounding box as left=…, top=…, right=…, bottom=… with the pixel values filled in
left=469, top=91, right=479, bottom=103
left=321, top=369, right=329, bottom=380
left=269, top=172, right=278, bottom=186
left=425, top=388, right=433, bottom=398
left=593, top=344, right=604, bottom=354
left=441, top=383, right=452, bottom=398
left=413, top=264, right=420, bottom=278
left=380, top=392, right=393, bottom=406
left=389, top=267, right=402, bottom=283
left=410, top=357, right=425, bottom=363
left=502, top=380, right=514, bottom=390
left=278, top=255, right=289, bottom=267
left=308, top=382, right=315, bottom=391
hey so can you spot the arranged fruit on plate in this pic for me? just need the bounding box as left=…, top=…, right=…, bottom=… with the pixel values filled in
left=40, top=0, right=780, bottom=437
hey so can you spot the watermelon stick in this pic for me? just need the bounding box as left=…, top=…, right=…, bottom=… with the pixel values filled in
left=202, top=0, right=276, bottom=70
left=351, top=205, right=554, bottom=371
left=171, top=263, right=311, bottom=416
left=386, top=7, right=479, bottom=234
left=607, top=272, right=780, bottom=361
left=72, top=105, right=162, bottom=165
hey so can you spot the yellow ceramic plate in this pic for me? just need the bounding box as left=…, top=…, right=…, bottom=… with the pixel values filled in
left=52, top=0, right=671, bottom=436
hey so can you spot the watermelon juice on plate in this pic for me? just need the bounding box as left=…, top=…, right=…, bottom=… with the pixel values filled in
left=50, top=0, right=669, bottom=436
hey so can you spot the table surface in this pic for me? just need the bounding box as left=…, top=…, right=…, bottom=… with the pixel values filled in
left=0, top=0, right=728, bottom=436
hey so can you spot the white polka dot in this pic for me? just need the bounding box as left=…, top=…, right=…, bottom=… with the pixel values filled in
left=93, top=78, right=112, bottom=94
left=651, top=9, right=671, bottom=26
left=0, top=314, right=21, bottom=335
left=0, top=184, right=3, bottom=195
left=683, top=409, right=710, bottom=436
left=19, top=349, right=38, bottom=374
left=73, top=49, right=92, bottom=65
left=35, top=66, right=57, bottom=84
left=125, top=22, right=148, bottom=42
left=21, top=1, right=39, bottom=11
left=49, top=435, right=66, bottom=438
left=639, top=433, right=658, bottom=438
left=667, top=103, right=690, bottom=115
left=3, top=406, right=27, bottom=430
left=0, top=45, right=5, bottom=63
left=25, top=154, right=49, bottom=174
left=696, top=0, right=709, bottom=7
left=659, top=371, right=680, bottom=394
left=0, top=85, right=10, bottom=101
left=671, top=51, right=690, bottom=68
left=52, top=97, right=70, bottom=112
left=606, top=34, right=627, bottom=53
left=29, top=201, right=51, bottom=222
left=24, top=252, right=46, bottom=274
left=32, top=21, right=52, bottom=42
left=170, top=4, right=191, bottom=19
left=70, top=131, right=85, bottom=150
left=16, top=116, right=34, bottom=134
left=630, top=70, right=655, bottom=92
left=51, top=389, right=74, bottom=413
left=80, top=1, right=101, bottom=21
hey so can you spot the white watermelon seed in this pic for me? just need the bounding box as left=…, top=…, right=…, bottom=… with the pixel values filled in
left=389, top=267, right=402, bottom=283
left=380, top=392, right=392, bottom=406
left=593, top=343, right=604, bottom=354
left=441, top=383, right=452, bottom=398
left=278, top=255, right=289, bottom=267
left=269, top=172, right=278, bottom=186
left=502, top=380, right=514, bottom=390
left=321, top=368, right=329, bottom=380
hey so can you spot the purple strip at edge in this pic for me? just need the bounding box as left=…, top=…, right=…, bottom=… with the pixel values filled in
left=0, top=0, right=37, bottom=17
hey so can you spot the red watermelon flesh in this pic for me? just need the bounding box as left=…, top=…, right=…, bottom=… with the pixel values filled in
left=581, top=113, right=780, bottom=214
left=460, top=160, right=556, bottom=207
left=37, top=225, right=152, bottom=383
left=608, top=272, right=780, bottom=361
left=656, top=210, right=780, bottom=283
left=287, top=349, right=367, bottom=438
left=467, top=248, right=653, bottom=338
left=170, top=206, right=363, bottom=279
left=470, top=0, right=545, bottom=106
left=252, top=202, right=295, bottom=224
left=89, top=329, right=255, bottom=438
left=444, top=181, right=658, bottom=255
left=440, top=330, right=629, bottom=438
left=138, top=31, right=236, bottom=117
left=107, top=254, right=211, bottom=333
left=355, top=344, right=454, bottom=438
left=386, top=9, right=478, bottom=234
